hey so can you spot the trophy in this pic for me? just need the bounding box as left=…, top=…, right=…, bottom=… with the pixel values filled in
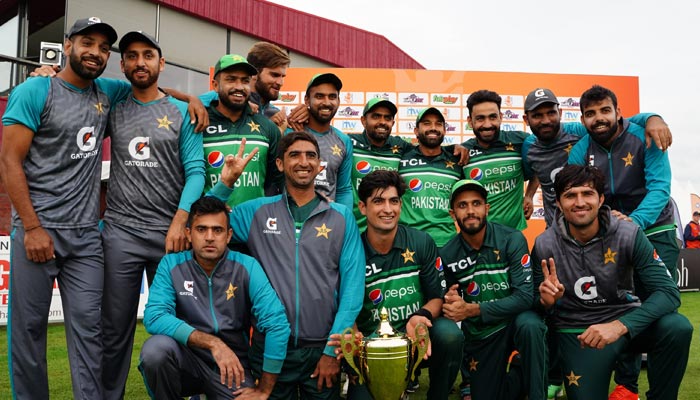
left=340, top=307, right=430, bottom=400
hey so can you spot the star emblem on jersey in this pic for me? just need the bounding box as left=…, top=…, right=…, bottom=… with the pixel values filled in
left=401, top=248, right=415, bottom=263
left=566, top=370, right=581, bottom=386
left=445, top=160, right=456, bottom=169
left=247, top=121, right=260, bottom=132
left=469, top=357, right=479, bottom=372
left=226, top=283, right=237, bottom=300
left=604, top=247, right=617, bottom=264
left=564, top=143, right=573, bottom=154
left=622, top=152, right=634, bottom=167
left=331, top=144, right=342, bottom=156
left=391, top=145, right=401, bottom=154
left=505, top=142, right=515, bottom=151
left=94, top=102, right=104, bottom=114
left=493, top=249, right=500, bottom=261
left=315, top=223, right=332, bottom=239
left=157, top=115, right=173, bottom=129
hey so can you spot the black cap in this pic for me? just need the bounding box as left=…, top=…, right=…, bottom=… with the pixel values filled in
left=119, top=31, right=161, bottom=57
left=67, top=17, right=118, bottom=45
left=306, top=73, right=342, bottom=92
left=693, top=211, right=700, bottom=217
left=525, top=88, right=559, bottom=112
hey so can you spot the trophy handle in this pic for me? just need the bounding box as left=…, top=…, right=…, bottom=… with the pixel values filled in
left=409, top=322, right=430, bottom=382
left=340, top=327, right=364, bottom=384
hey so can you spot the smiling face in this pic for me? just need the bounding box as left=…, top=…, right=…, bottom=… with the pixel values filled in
left=359, top=186, right=402, bottom=234
left=121, top=41, right=164, bottom=89
left=361, top=106, right=396, bottom=146
left=65, top=31, right=111, bottom=81
left=305, top=83, right=340, bottom=124
left=276, top=138, right=321, bottom=190
left=414, top=113, right=445, bottom=149
left=450, top=190, right=489, bottom=235
left=213, top=68, right=252, bottom=112
left=524, top=103, right=561, bottom=143
left=581, top=97, right=621, bottom=147
left=255, top=65, right=287, bottom=103
left=556, top=182, right=604, bottom=231
left=467, top=102, right=502, bottom=146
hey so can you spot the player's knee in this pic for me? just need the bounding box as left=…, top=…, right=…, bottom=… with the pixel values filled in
left=430, top=317, right=464, bottom=350
left=140, top=335, right=178, bottom=369
left=658, top=313, right=693, bottom=344
left=514, top=311, right=546, bottom=337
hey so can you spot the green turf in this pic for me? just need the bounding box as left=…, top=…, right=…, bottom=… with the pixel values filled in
left=1, top=292, right=699, bottom=399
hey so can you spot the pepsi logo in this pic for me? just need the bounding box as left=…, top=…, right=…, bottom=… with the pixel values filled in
left=356, top=160, right=372, bottom=174
left=469, top=168, right=483, bottom=180
left=466, top=281, right=480, bottom=296
left=653, top=250, right=662, bottom=262
left=208, top=151, right=224, bottom=168
left=368, top=289, right=383, bottom=305
left=409, top=179, right=423, bottom=192
left=521, top=254, right=531, bottom=269
left=435, top=257, right=444, bottom=271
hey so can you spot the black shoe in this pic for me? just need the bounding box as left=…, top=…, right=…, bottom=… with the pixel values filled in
left=406, top=379, right=419, bottom=393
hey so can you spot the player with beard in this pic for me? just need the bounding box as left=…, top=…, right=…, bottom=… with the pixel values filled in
left=440, top=179, right=547, bottom=400
left=568, top=86, right=678, bottom=400
left=0, top=17, right=133, bottom=399
left=98, top=31, right=206, bottom=400
left=521, top=88, right=672, bottom=229
left=293, top=73, right=354, bottom=209
left=398, top=108, right=463, bottom=247
left=462, top=90, right=537, bottom=231
left=201, top=54, right=283, bottom=208
left=246, top=41, right=290, bottom=125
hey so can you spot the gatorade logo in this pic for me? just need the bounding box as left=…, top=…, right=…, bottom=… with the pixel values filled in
left=409, top=179, right=423, bottom=192
left=466, top=281, right=480, bottom=296
left=128, top=137, right=150, bottom=160
left=469, top=168, right=483, bottom=181
left=574, top=276, right=598, bottom=300
left=356, top=160, right=372, bottom=174
left=369, top=289, right=383, bottom=305
left=208, top=151, right=225, bottom=168
left=76, top=126, right=97, bottom=152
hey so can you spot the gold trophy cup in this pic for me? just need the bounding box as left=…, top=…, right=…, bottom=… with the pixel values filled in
left=340, top=307, right=430, bottom=400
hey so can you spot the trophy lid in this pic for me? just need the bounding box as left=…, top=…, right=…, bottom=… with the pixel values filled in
left=376, top=307, right=396, bottom=337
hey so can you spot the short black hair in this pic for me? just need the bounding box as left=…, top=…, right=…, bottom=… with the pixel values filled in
left=358, top=170, right=407, bottom=203
left=466, top=90, right=502, bottom=115
left=277, top=131, right=321, bottom=159
left=580, top=85, right=618, bottom=113
left=554, top=165, right=606, bottom=201
left=187, top=197, right=230, bottom=228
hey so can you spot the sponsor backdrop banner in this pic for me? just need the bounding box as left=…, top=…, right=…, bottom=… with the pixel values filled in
left=274, top=68, right=640, bottom=245
left=0, top=236, right=149, bottom=325
left=2, top=69, right=642, bottom=325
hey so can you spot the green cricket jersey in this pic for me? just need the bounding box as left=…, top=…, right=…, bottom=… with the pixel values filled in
left=202, top=105, right=282, bottom=207
left=357, top=225, right=446, bottom=335
left=398, top=147, right=463, bottom=247
left=439, top=221, right=533, bottom=340
left=462, top=130, right=530, bottom=230
left=349, top=132, right=411, bottom=231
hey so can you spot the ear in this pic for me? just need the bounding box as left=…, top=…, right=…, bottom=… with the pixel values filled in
left=276, top=157, right=283, bottom=172
left=211, top=77, right=219, bottom=92
left=226, top=227, right=233, bottom=243
left=304, top=94, right=310, bottom=107
left=358, top=200, right=367, bottom=216
left=158, top=56, right=165, bottom=72
left=522, top=113, right=529, bottom=126
left=120, top=59, right=125, bottom=73
left=449, top=208, right=456, bottom=221
left=63, top=38, right=72, bottom=54
left=466, top=115, right=473, bottom=129
left=185, top=227, right=192, bottom=243
left=484, top=203, right=490, bottom=216
left=360, top=115, right=367, bottom=128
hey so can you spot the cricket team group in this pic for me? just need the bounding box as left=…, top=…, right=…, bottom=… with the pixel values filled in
left=0, top=16, right=693, bottom=400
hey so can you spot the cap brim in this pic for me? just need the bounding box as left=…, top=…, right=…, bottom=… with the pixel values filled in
left=72, top=23, right=118, bottom=45
left=525, top=99, right=558, bottom=112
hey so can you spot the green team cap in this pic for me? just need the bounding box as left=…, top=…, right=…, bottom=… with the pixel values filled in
left=450, top=179, right=488, bottom=207
left=416, top=107, right=445, bottom=124
left=362, top=98, right=397, bottom=116
left=306, top=72, right=343, bottom=92
left=213, top=54, right=258, bottom=77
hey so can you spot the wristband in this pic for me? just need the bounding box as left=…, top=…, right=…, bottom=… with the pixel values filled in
left=409, top=308, right=433, bottom=322
left=25, top=225, right=42, bottom=232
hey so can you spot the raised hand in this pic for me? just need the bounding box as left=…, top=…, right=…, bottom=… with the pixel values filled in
left=220, top=137, right=259, bottom=187
left=539, top=257, right=564, bottom=308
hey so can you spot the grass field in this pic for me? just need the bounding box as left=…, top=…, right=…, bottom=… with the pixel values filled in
left=1, top=292, right=699, bottom=399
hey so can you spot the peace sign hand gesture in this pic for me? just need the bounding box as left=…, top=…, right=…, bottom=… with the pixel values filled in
left=539, top=257, right=564, bottom=308
left=220, top=137, right=259, bottom=188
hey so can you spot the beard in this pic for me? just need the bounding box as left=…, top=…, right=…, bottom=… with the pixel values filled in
left=417, top=129, right=444, bottom=148
left=309, top=105, right=337, bottom=124
left=125, top=67, right=158, bottom=89
left=255, top=79, right=279, bottom=103
left=217, top=90, right=248, bottom=112
left=367, top=124, right=391, bottom=144
left=588, top=120, right=619, bottom=146
left=68, top=51, right=106, bottom=80
left=531, top=121, right=561, bottom=142
left=456, top=215, right=487, bottom=235
left=473, top=126, right=500, bottom=144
